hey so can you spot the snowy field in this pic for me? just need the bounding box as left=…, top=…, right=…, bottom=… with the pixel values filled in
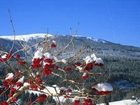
left=98, top=99, right=140, bottom=105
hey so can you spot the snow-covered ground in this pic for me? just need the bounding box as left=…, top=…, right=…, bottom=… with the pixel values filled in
left=98, top=99, right=140, bottom=105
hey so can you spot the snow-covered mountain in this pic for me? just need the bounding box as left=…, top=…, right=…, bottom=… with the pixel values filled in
left=0, top=33, right=53, bottom=41
left=0, top=33, right=107, bottom=43
left=0, top=33, right=140, bottom=59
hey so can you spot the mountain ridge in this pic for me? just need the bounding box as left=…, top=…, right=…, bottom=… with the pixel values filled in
left=0, top=33, right=139, bottom=48
left=0, top=33, right=140, bottom=60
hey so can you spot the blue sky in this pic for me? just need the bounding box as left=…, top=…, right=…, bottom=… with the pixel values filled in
left=0, top=0, right=140, bottom=47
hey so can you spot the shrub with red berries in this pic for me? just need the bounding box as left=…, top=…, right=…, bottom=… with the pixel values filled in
left=0, top=35, right=113, bottom=105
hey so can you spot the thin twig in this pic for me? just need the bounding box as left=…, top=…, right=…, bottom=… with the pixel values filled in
left=8, top=9, right=16, bottom=53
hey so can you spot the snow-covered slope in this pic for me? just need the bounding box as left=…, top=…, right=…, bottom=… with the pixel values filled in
left=0, top=33, right=53, bottom=41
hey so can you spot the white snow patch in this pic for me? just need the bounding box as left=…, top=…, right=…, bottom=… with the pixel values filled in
left=84, top=53, right=97, bottom=64
left=1, top=54, right=7, bottom=59
left=33, top=47, right=43, bottom=59
left=26, top=86, right=60, bottom=96
left=92, top=83, right=113, bottom=92
left=17, top=76, right=24, bottom=83
left=5, top=73, right=14, bottom=80
left=95, top=58, right=104, bottom=64
left=86, top=37, right=107, bottom=43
